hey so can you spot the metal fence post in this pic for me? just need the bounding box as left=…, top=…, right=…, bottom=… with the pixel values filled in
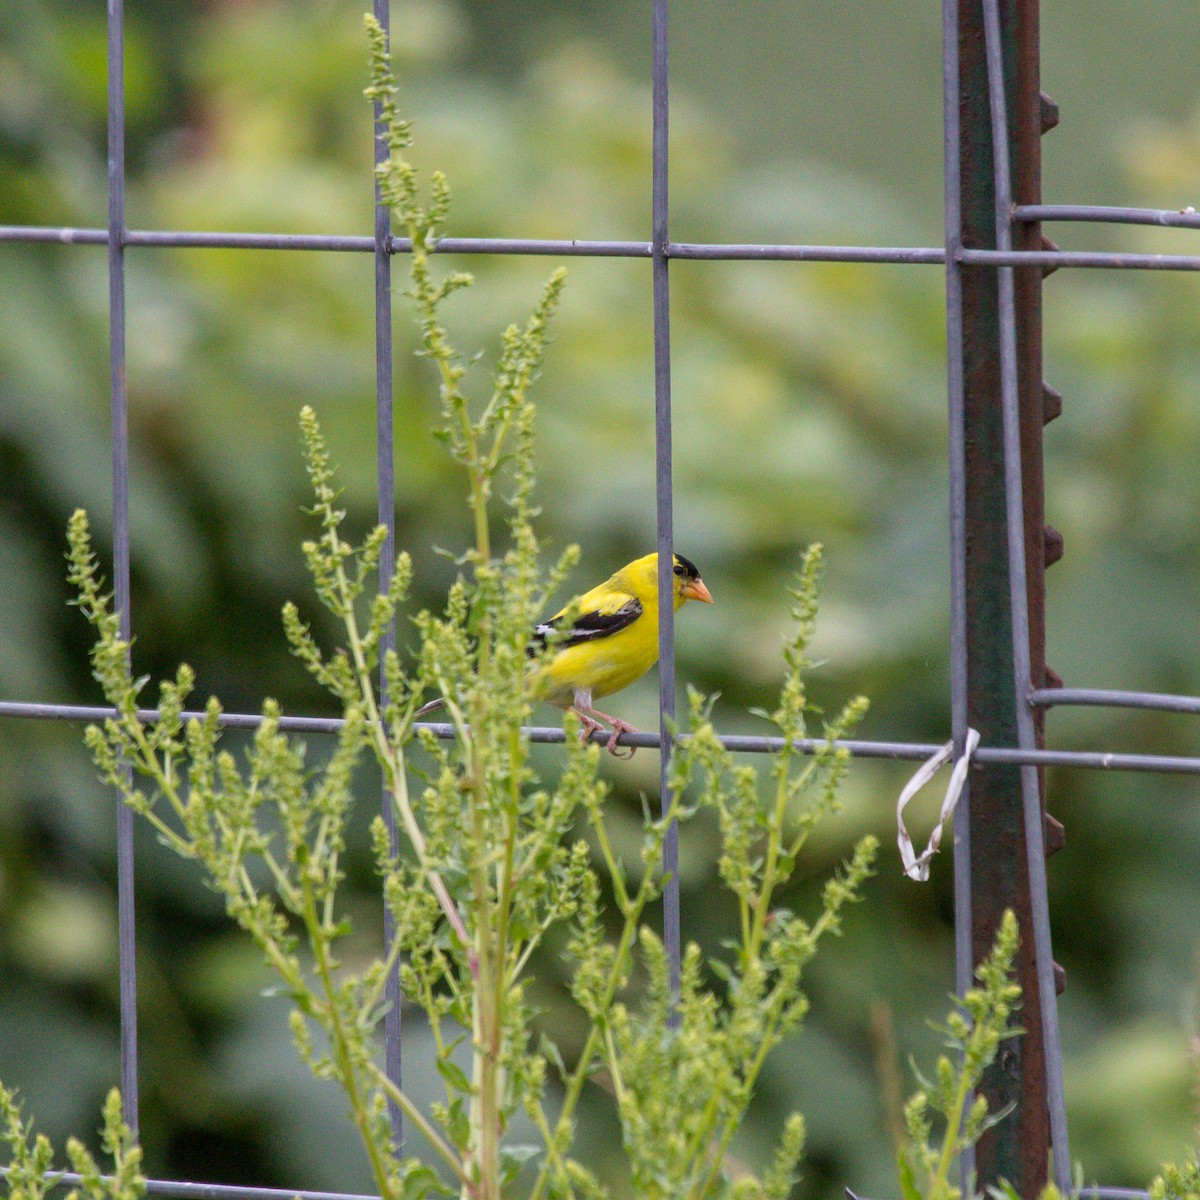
left=953, top=0, right=1061, bottom=1190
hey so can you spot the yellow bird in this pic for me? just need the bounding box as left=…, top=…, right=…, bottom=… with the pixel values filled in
left=417, top=552, right=714, bottom=757
left=530, top=551, right=714, bottom=756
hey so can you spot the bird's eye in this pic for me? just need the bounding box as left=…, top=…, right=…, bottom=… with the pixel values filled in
left=673, top=563, right=684, bottom=576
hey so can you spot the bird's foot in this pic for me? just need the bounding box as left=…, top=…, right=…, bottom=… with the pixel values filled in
left=604, top=718, right=638, bottom=759
left=574, top=711, right=604, bottom=746
left=570, top=707, right=638, bottom=758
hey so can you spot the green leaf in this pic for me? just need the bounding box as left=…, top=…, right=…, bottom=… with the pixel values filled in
left=897, top=1150, right=923, bottom=1200
left=434, top=1054, right=472, bottom=1095
left=707, top=957, right=734, bottom=984
left=444, top=1096, right=470, bottom=1146
left=539, top=1034, right=566, bottom=1080
left=499, top=1143, right=542, bottom=1186
left=398, top=1162, right=440, bottom=1200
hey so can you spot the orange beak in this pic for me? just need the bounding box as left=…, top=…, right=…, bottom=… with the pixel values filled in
left=682, top=577, right=714, bottom=604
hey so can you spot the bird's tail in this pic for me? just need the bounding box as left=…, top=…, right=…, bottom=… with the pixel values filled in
left=415, top=696, right=447, bottom=719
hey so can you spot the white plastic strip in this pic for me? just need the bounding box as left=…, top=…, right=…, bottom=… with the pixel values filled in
left=897, top=727, right=981, bottom=881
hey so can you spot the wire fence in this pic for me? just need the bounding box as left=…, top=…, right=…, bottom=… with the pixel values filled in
left=3, top=0, right=1199, bottom=1196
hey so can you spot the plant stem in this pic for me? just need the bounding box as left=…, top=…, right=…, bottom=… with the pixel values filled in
left=526, top=1103, right=577, bottom=1200
left=466, top=782, right=501, bottom=1200
left=323, top=511, right=470, bottom=953
left=302, top=877, right=399, bottom=1200
left=369, top=1065, right=471, bottom=1188
left=527, top=838, right=669, bottom=1200
left=930, top=1067, right=971, bottom=1200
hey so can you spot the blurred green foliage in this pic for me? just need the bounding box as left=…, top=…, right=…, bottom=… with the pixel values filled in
left=2, top=0, right=1200, bottom=1196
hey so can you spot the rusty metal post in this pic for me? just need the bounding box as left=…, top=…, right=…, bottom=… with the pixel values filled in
left=952, top=0, right=1061, bottom=1191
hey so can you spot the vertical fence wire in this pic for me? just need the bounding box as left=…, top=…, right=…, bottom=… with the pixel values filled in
left=941, top=0, right=976, bottom=1187
left=107, top=0, right=139, bottom=1134
left=651, top=0, right=682, bottom=1008
left=979, top=0, right=1070, bottom=1183
left=371, top=0, right=403, bottom=1147
left=943, top=0, right=974, bottom=1011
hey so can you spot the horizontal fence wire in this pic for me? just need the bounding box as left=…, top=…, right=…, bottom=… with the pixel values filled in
left=6, top=220, right=1200, bottom=269
left=3, top=1175, right=1148, bottom=1200
left=961, top=246, right=1200, bottom=270
left=0, top=1171, right=379, bottom=1200
left=0, top=1177, right=1155, bottom=1200
left=1030, top=686, right=1200, bottom=714
left=1017, top=203, right=1200, bottom=229
left=849, top=1192, right=1151, bottom=1200
left=7, top=699, right=1200, bottom=774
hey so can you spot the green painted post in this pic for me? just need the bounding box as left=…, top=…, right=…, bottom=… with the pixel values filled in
left=955, top=0, right=1060, bottom=1192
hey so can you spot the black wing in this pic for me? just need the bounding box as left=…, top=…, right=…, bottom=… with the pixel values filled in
left=529, top=597, right=643, bottom=657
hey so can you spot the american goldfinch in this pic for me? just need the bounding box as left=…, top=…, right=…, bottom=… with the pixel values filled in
left=530, top=551, right=713, bottom=757
left=418, top=552, right=714, bottom=757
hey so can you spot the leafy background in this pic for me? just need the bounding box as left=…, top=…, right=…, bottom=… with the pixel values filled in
left=3, top=0, right=1200, bottom=1194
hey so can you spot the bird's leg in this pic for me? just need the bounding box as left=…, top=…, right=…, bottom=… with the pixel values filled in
left=598, top=713, right=638, bottom=759
left=570, top=707, right=604, bottom=746
left=570, top=689, right=638, bottom=759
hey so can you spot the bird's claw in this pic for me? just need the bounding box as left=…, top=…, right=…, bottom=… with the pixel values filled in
left=605, top=719, right=637, bottom=759
left=576, top=715, right=601, bottom=744
left=571, top=707, right=637, bottom=759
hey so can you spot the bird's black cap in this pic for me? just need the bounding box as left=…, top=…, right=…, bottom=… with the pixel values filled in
left=672, top=553, right=702, bottom=580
